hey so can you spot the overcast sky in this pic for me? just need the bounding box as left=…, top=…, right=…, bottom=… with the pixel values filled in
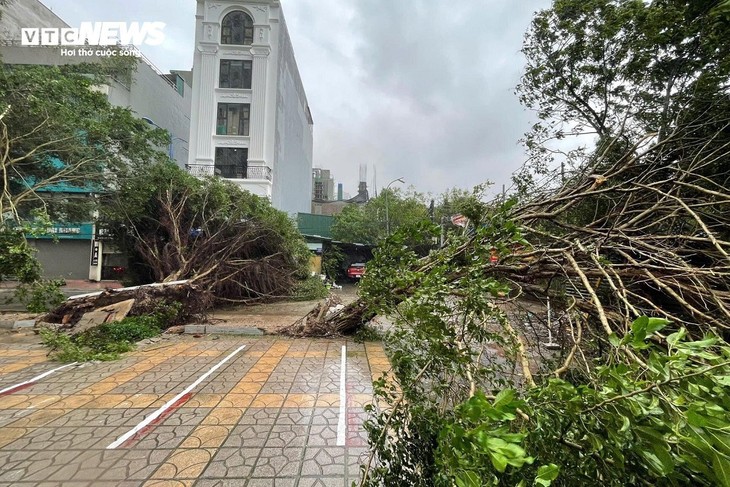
left=41, top=0, right=550, bottom=199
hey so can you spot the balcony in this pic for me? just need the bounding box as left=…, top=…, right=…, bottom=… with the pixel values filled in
left=186, top=164, right=272, bottom=181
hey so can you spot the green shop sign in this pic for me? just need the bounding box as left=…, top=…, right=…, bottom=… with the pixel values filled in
left=29, top=223, right=94, bottom=240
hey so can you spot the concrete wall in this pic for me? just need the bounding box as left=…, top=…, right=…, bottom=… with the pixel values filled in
left=272, top=13, right=313, bottom=215
left=0, top=0, right=68, bottom=40
left=107, top=61, right=192, bottom=168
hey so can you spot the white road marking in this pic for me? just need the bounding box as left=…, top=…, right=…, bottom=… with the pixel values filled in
left=106, top=344, right=246, bottom=449
left=337, top=344, right=347, bottom=446
left=0, top=362, right=78, bottom=395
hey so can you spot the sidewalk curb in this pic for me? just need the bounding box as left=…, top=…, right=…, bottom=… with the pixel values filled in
left=183, top=324, right=264, bottom=336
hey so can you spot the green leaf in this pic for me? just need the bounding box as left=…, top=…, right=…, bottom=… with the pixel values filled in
left=456, top=471, right=481, bottom=487
left=608, top=333, right=621, bottom=347
left=490, top=452, right=508, bottom=472
left=711, top=453, right=730, bottom=487
left=493, top=389, right=516, bottom=410
left=646, top=318, right=669, bottom=334
left=535, top=464, right=560, bottom=486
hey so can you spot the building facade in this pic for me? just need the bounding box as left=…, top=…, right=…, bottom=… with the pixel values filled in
left=312, top=168, right=335, bottom=201
left=188, top=0, right=314, bottom=215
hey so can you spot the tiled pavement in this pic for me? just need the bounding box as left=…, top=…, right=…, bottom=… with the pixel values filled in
left=0, top=336, right=391, bottom=486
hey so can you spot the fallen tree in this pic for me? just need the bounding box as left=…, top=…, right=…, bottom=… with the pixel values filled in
left=101, top=162, right=312, bottom=305
left=42, top=281, right=210, bottom=328
left=288, top=121, right=729, bottom=340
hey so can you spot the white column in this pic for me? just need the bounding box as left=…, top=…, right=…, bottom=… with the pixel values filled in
left=88, top=239, right=102, bottom=281
left=248, top=46, right=271, bottom=165
left=194, top=45, right=218, bottom=175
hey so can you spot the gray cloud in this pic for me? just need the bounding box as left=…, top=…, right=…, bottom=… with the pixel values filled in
left=40, top=0, right=550, bottom=198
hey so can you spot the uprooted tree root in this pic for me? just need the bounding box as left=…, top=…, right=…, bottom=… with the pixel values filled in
left=42, top=281, right=211, bottom=329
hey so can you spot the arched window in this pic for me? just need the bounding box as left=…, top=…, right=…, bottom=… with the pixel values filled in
left=221, top=11, right=254, bottom=45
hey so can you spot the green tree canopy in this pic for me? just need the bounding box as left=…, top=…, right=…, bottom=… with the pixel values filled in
left=515, top=0, right=730, bottom=190
left=0, top=62, right=168, bottom=222
left=331, top=188, right=431, bottom=245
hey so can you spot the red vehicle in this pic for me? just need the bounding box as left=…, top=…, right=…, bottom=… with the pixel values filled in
left=346, top=263, right=366, bottom=280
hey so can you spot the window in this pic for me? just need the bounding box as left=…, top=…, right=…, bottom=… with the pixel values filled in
left=219, top=60, right=252, bottom=89
left=221, top=11, right=254, bottom=45
left=215, top=147, right=248, bottom=179
left=217, top=103, right=250, bottom=136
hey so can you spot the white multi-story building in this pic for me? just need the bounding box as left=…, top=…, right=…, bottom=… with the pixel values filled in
left=188, top=0, right=314, bottom=215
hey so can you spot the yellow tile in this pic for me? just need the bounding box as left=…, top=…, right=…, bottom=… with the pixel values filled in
left=53, top=394, right=96, bottom=409
left=143, top=480, right=193, bottom=487
left=116, top=394, right=160, bottom=408
left=241, top=372, right=270, bottom=383
left=79, top=381, right=119, bottom=395
left=350, top=394, right=373, bottom=408
left=315, top=394, right=340, bottom=407
left=217, top=394, right=255, bottom=408
left=84, top=394, right=128, bottom=409
left=0, top=427, right=28, bottom=448
left=150, top=448, right=215, bottom=479
left=201, top=408, right=245, bottom=426
left=185, top=394, right=222, bottom=408
left=228, top=382, right=262, bottom=394
left=256, top=357, right=281, bottom=369
left=151, top=394, right=178, bottom=408
left=0, top=394, right=32, bottom=409
left=24, top=394, right=63, bottom=409
left=179, top=425, right=230, bottom=448
left=283, top=394, right=316, bottom=408
left=250, top=393, right=285, bottom=408
left=0, top=363, right=34, bottom=374
left=12, top=408, right=67, bottom=428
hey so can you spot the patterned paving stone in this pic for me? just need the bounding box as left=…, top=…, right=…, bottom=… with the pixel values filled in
left=222, top=423, right=272, bottom=448
left=252, top=447, right=304, bottom=477
left=0, top=336, right=387, bottom=485
left=150, top=448, right=217, bottom=479
left=200, top=447, right=258, bottom=478
left=301, top=447, right=347, bottom=477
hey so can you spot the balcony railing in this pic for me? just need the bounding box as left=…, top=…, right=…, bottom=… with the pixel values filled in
left=186, top=164, right=272, bottom=181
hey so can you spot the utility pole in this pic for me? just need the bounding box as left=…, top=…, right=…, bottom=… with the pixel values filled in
left=385, top=177, right=404, bottom=236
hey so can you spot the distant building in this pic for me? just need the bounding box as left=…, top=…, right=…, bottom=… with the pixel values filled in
left=187, top=0, right=314, bottom=215
left=0, top=0, right=192, bottom=280
left=312, top=168, right=335, bottom=201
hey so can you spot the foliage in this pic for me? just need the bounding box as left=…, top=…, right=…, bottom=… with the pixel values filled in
left=0, top=63, right=168, bottom=222
left=0, top=220, right=63, bottom=311
left=40, top=314, right=163, bottom=363
left=353, top=324, right=384, bottom=343
left=13, top=278, right=65, bottom=313
left=101, top=161, right=311, bottom=303
left=515, top=0, right=730, bottom=193
left=432, top=319, right=730, bottom=487
left=331, top=188, right=431, bottom=246
left=310, top=1, right=730, bottom=485
left=0, top=62, right=167, bottom=309
left=359, top=214, right=730, bottom=485
left=293, top=275, right=329, bottom=301
left=322, top=244, right=345, bottom=280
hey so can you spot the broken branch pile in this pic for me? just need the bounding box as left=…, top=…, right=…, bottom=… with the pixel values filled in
left=291, top=125, right=730, bottom=339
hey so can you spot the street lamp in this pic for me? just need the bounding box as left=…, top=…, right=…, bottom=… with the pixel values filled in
left=385, top=177, right=404, bottom=236
left=141, top=117, right=188, bottom=160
